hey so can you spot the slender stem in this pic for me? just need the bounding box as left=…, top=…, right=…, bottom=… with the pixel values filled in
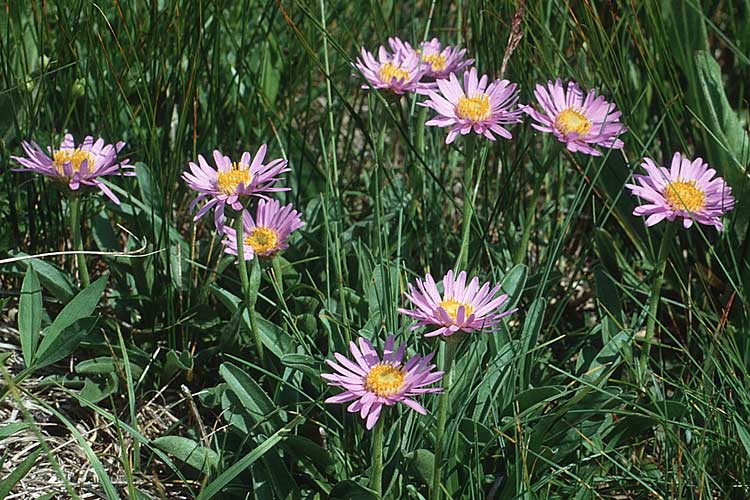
left=370, top=414, right=386, bottom=496
left=272, top=255, right=284, bottom=298
left=69, top=196, right=90, bottom=288
left=455, top=139, right=476, bottom=270
left=639, top=223, right=676, bottom=380
left=431, top=337, right=460, bottom=500
left=235, top=215, right=265, bottom=367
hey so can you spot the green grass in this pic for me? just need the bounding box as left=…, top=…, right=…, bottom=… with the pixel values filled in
left=1, top=0, right=750, bottom=498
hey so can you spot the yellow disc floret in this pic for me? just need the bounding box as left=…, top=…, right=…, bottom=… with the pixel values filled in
left=555, top=108, right=592, bottom=136
left=53, top=148, right=95, bottom=175
left=423, top=52, right=447, bottom=72
left=665, top=180, right=706, bottom=212
left=378, top=62, right=410, bottom=83
left=439, top=298, right=475, bottom=322
left=365, top=363, right=406, bottom=397
left=245, top=226, right=279, bottom=255
left=216, top=162, right=252, bottom=195
left=456, top=94, right=491, bottom=122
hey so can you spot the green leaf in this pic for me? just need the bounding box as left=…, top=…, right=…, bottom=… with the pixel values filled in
left=280, top=353, right=320, bottom=380
left=0, top=422, right=29, bottom=439
left=198, top=418, right=299, bottom=500
left=501, top=264, right=528, bottom=310
left=734, top=417, right=750, bottom=458
left=0, top=448, right=41, bottom=498
left=220, top=362, right=282, bottom=430
left=34, top=317, right=98, bottom=369
left=43, top=274, right=108, bottom=340
left=152, top=436, right=218, bottom=474
left=404, top=448, right=434, bottom=486
left=18, top=264, right=42, bottom=367
left=329, top=480, right=378, bottom=500
left=163, top=349, right=194, bottom=380
left=16, top=256, right=76, bottom=302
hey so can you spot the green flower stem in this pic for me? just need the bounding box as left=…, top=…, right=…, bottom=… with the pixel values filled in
left=370, top=413, right=385, bottom=496
left=639, top=222, right=677, bottom=380
left=431, top=337, right=460, bottom=500
left=69, top=196, right=90, bottom=288
left=455, top=139, right=476, bottom=271
left=272, top=255, right=284, bottom=298
left=235, top=215, right=265, bottom=367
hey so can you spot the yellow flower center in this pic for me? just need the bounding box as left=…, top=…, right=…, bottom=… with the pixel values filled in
left=439, top=298, right=474, bottom=322
left=216, top=162, right=252, bottom=195
left=555, top=108, right=592, bottom=136
left=422, top=52, right=447, bottom=72
left=664, top=180, right=706, bottom=212
left=53, top=148, right=95, bottom=175
left=244, top=226, right=279, bottom=255
left=378, top=62, right=410, bottom=83
left=365, top=363, right=405, bottom=397
left=456, top=94, right=491, bottom=122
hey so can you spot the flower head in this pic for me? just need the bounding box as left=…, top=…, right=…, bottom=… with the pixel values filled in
left=323, top=335, right=443, bottom=430
left=182, top=145, right=290, bottom=228
left=389, top=37, right=473, bottom=81
left=626, top=152, right=735, bottom=230
left=524, top=79, right=626, bottom=156
left=354, top=41, right=426, bottom=95
left=399, top=269, right=515, bottom=337
left=222, top=199, right=304, bottom=259
left=11, top=133, right=132, bottom=204
left=421, top=67, right=524, bottom=144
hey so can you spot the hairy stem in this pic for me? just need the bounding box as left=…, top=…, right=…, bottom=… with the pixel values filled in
left=69, top=196, right=90, bottom=288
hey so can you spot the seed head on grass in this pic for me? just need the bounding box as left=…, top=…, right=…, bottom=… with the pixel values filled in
left=222, top=199, right=304, bottom=259
left=354, top=41, right=426, bottom=95
left=421, top=67, right=524, bottom=144
left=524, top=79, right=626, bottom=156
left=399, top=269, right=516, bottom=338
left=626, top=152, right=735, bottom=230
left=11, top=133, right=132, bottom=204
left=323, top=335, right=443, bottom=430
left=182, top=145, right=289, bottom=228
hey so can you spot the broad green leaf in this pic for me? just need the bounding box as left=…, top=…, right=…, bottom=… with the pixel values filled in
left=501, top=264, right=528, bottom=310
left=220, top=362, right=283, bottom=429
left=404, top=448, right=434, bottom=486
left=18, top=264, right=42, bottom=367
left=34, top=317, right=98, bottom=369
left=17, top=256, right=76, bottom=302
left=43, top=274, right=108, bottom=340
left=152, top=436, right=218, bottom=474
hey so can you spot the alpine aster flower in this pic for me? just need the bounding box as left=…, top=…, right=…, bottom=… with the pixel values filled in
left=323, top=335, right=443, bottom=430
left=626, top=152, right=735, bottom=230
left=354, top=42, right=426, bottom=95
left=182, top=145, right=289, bottom=228
left=421, top=67, right=524, bottom=144
left=399, top=269, right=515, bottom=337
left=11, top=133, right=132, bottom=204
left=388, top=37, right=473, bottom=81
left=524, top=79, right=626, bottom=156
left=222, top=199, right=304, bottom=259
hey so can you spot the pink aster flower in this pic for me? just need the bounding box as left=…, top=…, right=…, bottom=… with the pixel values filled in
left=222, top=198, right=304, bottom=259
left=182, top=145, right=290, bottom=228
left=323, top=335, right=443, bottom=430
left=388, top=37, right=473, bottom=82
left=524, top=79, right=626, bottom=156
left=354, top=41, right=426, bottom=95
left=399, top=269, right=516, bottom=338
left=626, top=152, right=735, bottom=230
left=11, top=133, right=132, bottom=204
left=421, top=67, right=524, bottom=144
